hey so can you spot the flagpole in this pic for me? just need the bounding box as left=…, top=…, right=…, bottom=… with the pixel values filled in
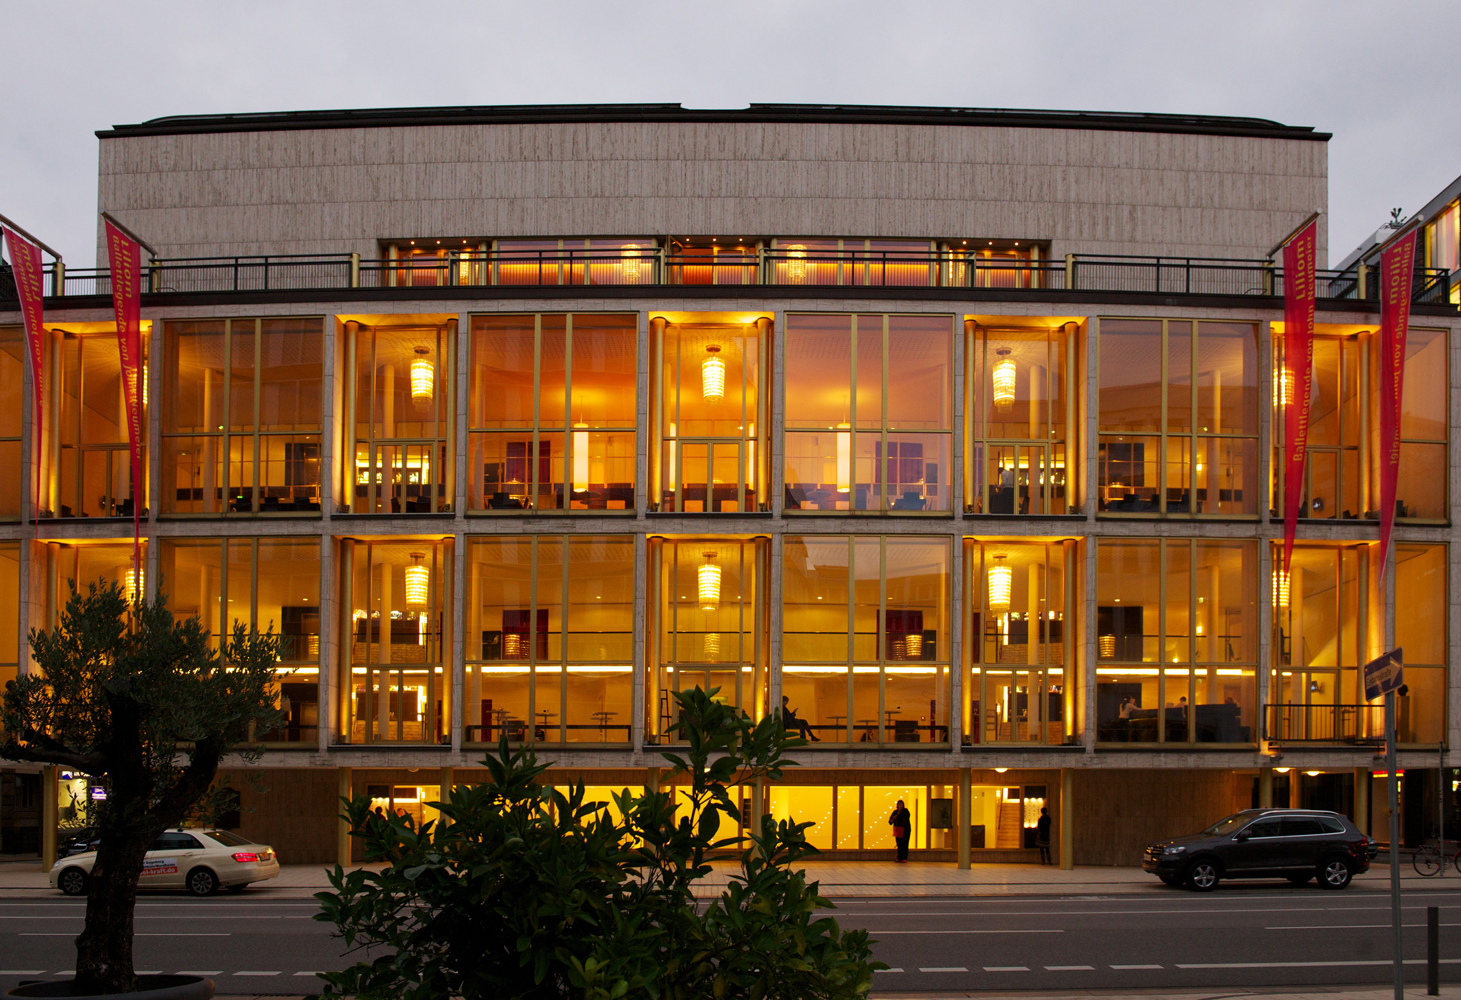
left=0, top=212, right=63, bottom=261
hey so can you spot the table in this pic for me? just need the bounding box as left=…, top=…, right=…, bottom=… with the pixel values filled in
left=591, top=710, right=618, bottom=740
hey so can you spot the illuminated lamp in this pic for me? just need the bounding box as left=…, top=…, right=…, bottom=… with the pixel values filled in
left=702, top=631, right=721, bottom=661
left=1274, top=567, right=1290, bottom=608
left=1276, top=366, right=1294, bottom=408
left=307, top=634, right=320, bottom=659
left=905, top=633, right=923, bottom=659
left=573, top=423, right=590, bottom=491
left=410, top=348, right=434, bottom=405
left=992, top=348, right=1017, bottom=412
left=503, top=633, right=526, bottom=660
left=1098, top=634, right=1116, bottom=659
left=621, top=243, right=642, bottom=281
left=701, top=345, right=726, bottom=401
left=698, top=551, right=721, bottom=611
left=787, top=244, right=808, bottom=281
left=404, top=552, right=429, bottom=607
left=835, top=422, right=851, bottom=493
left=987, top=555, right=1012, bottom=613
left=123, top=568, right=142, bottom=604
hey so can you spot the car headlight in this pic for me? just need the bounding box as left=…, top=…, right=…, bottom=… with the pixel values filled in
left=1163, top=846, right=1186, bottom=855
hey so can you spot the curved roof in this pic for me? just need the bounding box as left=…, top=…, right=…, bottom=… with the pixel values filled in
left=98, top=102, right=1330, bottom=141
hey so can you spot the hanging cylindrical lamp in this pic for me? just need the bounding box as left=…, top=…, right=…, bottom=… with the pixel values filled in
left=404, top=552, right=429, bottom=607
left=992, top=348, right=1017, bottom=413
left=702, top=630, right=721, bottom=661
left=1098, top=634, right=1116, bottom=658
left=701, top=345, right=726, bottom=401
left=905, top=633, right=923, bottom=659
left=1275, top=365, right=1294, bottom=408
left=123, top=568, right=143, bottom=604
left=621, top=243, right=642, bottom=282
left=835, top=422, right=851, bottom=493
left=503, top=633, right=525, bottom=660
left=573, top=422, right=590, bottom=492
left=698, top=551, right=721, bottom=611
left=787, top=243, right=808, bottom=281
left=1274, top=567, right=1290, bottom=608
left=987, top=555, right=1012, bottom=613
left=410, top=347, right=434, bottom=405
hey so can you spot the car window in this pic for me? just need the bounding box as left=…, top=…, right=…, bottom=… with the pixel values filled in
left=1203, top=814, right=1252, bottom=836
left=1243, top=819, right=1282, bottom=838
left=1282, top=818, right=1324, bottom=836
left=204, top=829, right=252, bottom=847
left=1316, top=816, right=1346, bottom=833
left=150, top=832, right=203, bottom=851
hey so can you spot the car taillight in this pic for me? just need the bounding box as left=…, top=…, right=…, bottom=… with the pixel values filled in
left=232, top=852, right=261, bottom=862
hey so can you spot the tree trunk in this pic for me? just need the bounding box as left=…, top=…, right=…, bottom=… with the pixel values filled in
left=74, top=832, right=149, bottom=994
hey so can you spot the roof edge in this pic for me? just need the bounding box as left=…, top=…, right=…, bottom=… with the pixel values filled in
left=96, top=102, right=1332, bottom=141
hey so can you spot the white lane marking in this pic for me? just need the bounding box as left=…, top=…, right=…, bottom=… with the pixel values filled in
left=864, top=928, right=1062, bottom=935
left=293, top=972, right=324, bottom=977
left=136, top=933, right=230, bottom=937
left=1110, top=964, right=1163, bottom=969
left=177, top=972, right=223, bottom=976
left=17, top=934, right=76, bottom=937
left=872, top=968, right=903, bottom=974
left=918, top=967, right=968, bottom=972
left=983, top=966, right=1030, bottom=972
left=1046, top=965, right=1095, bottom=970
left=1268, top=922, right=1461, bottom=930
left=0, top=915, right=305, bottom=920
left=136, top=972, right=162, bottom=975
left=55, top=972, right=74, bottom=976
left=835, top=905, right=1432, bottom=917
left=233, top=971, right=282, bottom=976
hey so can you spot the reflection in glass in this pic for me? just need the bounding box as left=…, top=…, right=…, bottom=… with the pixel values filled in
left=56, top=330, right=147, bottom=519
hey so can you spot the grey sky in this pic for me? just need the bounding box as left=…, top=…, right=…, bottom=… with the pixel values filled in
left=3, top=0, right=1458, bottom=268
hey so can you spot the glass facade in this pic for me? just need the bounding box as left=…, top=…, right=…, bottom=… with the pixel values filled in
left=1099, top=319, right=1258, bottom=515
left=468, top=314, right=636, bottom=513
left=55, top=328, right=147, bottom=519
left=781, top=535, right=951, bottom=744
left=784, top=313, right=953, bottom=513
left=464, top=535, right=634, bottom=744
left=1095, top=538, right=1258, bottom=743
left=1399, top=328, right=1448, bottom=521
left=163, top=318, right=323, bottom=515
left=1396, top=543, right=1446, bottom=744
left=1275, top=329, right=1369, bottom=521
left=0, top=329, right=22, bottom=519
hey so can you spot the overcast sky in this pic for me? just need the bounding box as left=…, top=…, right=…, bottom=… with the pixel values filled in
left=2, top=0, right=1458, bottom=267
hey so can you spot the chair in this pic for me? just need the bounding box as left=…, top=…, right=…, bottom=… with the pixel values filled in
left=893, top=719, right=921, bottom=742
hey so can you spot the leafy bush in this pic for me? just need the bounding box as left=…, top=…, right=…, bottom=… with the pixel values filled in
left=317, top=688, right=880, bottom=1000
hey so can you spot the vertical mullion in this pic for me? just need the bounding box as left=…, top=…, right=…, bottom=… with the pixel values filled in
left=531, top=316, right=542, bottom=510
left=882, top=315, right=890, bottom=512
left=846, top=535, right=855, bottom=742
left=848, top=316, right=857, bottom=512
left=252, top=319, right=262, bottom=513
left=878, top=537, right=888, bottom=743
left=1189, top=539, right=1197, bottom=743
left=222, top=320, right=232, bottom=516
left=1159, top=320, right=1168, bottom=514
left=1190, top=321, right=1198, bottom=518
left=1158, top=539, right=1167, bottom=742
left=527, top=538, right=538, bottom=741
left=560, top=534, right=570, bottom=743
left=564, top=315, right=574, bottom=514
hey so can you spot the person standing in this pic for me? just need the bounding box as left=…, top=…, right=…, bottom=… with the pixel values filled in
left=1035, top=806, right=1053, bottom=865
left=889, top=799, right=912, bottom=862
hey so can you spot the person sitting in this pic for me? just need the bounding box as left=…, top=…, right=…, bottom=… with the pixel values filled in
left=780, top=695, right=821, bottom=742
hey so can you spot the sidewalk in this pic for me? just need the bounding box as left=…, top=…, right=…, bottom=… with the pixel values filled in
left=870, top=991, right=1461, bottom=1000
left=6, top=857, right=1461, bottom=899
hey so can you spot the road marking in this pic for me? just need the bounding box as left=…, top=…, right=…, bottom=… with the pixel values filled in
left=233, top=971, right=282, bottom=977
left=1175, top=959, right=1461, bottom=969
left=293, top=972, right=324, bottom=977
left=872, top=968, right=903, bottom=974
left=1267, top=922, right=1461, bottom=930
left=136, top=972, right=162, bottom=976
left=864, top=928, right=1062, bottom=935
left=983, top=966, right=1030, bottom=972
left=177, top=972, right=223, bottom=976
left=918, top=967, right=967, bottom=973
left=136, top=933, right=230, bottom=937
left=18, top=934, right=76, bottom=937
left=1110, top=964, right=1163, bottom=970
left=1045, top=965, right=1095, bottom=971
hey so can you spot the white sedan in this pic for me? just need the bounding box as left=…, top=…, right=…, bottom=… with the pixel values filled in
left=51, top=828, right=280, bottom=897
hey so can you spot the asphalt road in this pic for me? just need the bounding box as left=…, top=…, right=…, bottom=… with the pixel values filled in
left=5, top=882, right=1461, bottom=994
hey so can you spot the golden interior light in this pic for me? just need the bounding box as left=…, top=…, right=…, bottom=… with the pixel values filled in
left=1274, top=567, right=1290, bottom=608
left=123, top=568, right=142, bottom=604
left=1276, top=366, right=1294, bottom=408
left=992, top=348, right=1017, bottom=412
left=621, top=243, right=642, bottom=281
left=307, top=634, right=320, bottom=659
left=787, top=243, right=807, bottom=281
left=905, top=633, right=923, bottom=659
left=698, top=551, right=721, bottom=611
left=702, top=631, right=721, bottom=661
left=701, top=345, right=726, bottom=401
left=573, top=423, right=589, bottom=492
left=1098, top=633, right=1116, bottom=658
left=835, top=422, right=851, bottom=493
left=503, top=633, right=526, bottom=660
left=987, top=556, right=1012, bottom=613
left=404, top=553, right=429, bottom=607
left=410, top=348, right=434, bottom=405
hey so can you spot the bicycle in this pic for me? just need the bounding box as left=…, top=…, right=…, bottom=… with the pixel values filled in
left=1412, top=840, right=1461, bottom=876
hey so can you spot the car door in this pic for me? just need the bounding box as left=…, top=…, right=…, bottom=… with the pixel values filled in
left=1226, top=817, right=1284, bottom=873
left=140, top=834, right=183, bottom=887
left=1279, top=817, right=1325, bottom=870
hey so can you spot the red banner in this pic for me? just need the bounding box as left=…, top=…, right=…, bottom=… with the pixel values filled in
left=2, top=227, right=46, bottom=525
left=1281, top=221, right=1318, bottom=575
left=1379, top=229, right=1418, bottom=581
left=104, top=220, right=145, bottom=569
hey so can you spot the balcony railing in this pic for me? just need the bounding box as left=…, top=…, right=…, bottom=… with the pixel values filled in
left=1, top=247, right=1451, bottom=304
left=1264, top=702, right=1384, bottom=744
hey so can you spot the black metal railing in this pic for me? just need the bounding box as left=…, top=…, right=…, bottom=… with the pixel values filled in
left=2, top=247, right=1452, bottom=304
left=1264, top=702, right=1384, bottom=743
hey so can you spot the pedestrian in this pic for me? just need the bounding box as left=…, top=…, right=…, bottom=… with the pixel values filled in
left=1035, top=806, right=1052, bottom=865
left=889, top=799, right=912, bottom=862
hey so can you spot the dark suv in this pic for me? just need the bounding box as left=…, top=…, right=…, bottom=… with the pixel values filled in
left=1143, top=808, right=1372, bottom=891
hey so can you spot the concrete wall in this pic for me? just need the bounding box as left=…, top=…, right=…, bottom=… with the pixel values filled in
left=1071, top=768, right=1245, bottom=867
left=96, top=121, right=1327, bottom=264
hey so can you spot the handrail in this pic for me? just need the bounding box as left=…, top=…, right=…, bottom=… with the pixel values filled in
left=1263, top=702, right=1385, bottom=743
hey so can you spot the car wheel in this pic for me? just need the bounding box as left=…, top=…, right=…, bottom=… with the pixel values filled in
left=186, top=867, right=220, bottom=897
left=1185, top=859, right=1221, bottom=892
left=225, top=883, right=248, bottom=894
left=1288, top=874, right=1313, bottom=886
left=1318, top=857, right=1354, bottom=890
left=58, top=867, right=88, bottom=896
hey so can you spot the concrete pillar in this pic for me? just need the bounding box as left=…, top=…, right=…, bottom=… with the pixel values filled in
left=1259, top=767, right=1274, bottom=808
left=438, top=767, right=454, bottom=827
left=1059, top=768, right=1074, bottom=870
left=1355, top=766, right=1371, bottom=836
left=750, top=776, right=765, bottom=854
left=40, top=765, right=57, bottom=872
left=958, top=767, right=972, bottom=870
left=336, top=767, right=353, bottom=868
left=1289, top=770, right=1302, bottom=809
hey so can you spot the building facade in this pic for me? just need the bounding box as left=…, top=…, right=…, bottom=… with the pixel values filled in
left=1, top=104, right=1457, bottom=867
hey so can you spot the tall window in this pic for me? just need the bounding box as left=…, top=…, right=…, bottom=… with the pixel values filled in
left=770, top=238, right=940, bottom=287
left=46, top=542, right=146, bottom=624
left=346, top=320, right=453, bottom=514
left=966, top=323, right=1075, bottom=515
left=1398, top=327, right=1447, bottom=521
left=0, top=542, right=18, bottom=694
left=653, top=319, right=767, bottom=512
left=965, top=540, right=1074, bottom=745
left=1274, top=330, right=1368, bottom=520
left=465, top=535, right=634, bottom=744
left=1425, top=202, right=1459, bottom=277
left=468, top=313, right=636, bottom=513
left=53, top=328, right=147, bottom=519
left=163, top=318, right=322, bottom=515
left=0, top=328, right=22, bottom=518
left=647, top=537, right=769, bottom=743
left=783, top=314, right=953, bottom=513
left=1098, top=319, right=1258, bottom=515
left=781, top=535, right=950, bottom=744
left=161, top=537, right=321, bottom=744
left=489, top=238, right=658, bottom=287
left=1396, top=543, right=1446, bottom=744
left=1268, top=544, right=1372, bottom=742
left=1095, top=538, right=1257, bottom=743
left=342, top=538, right=451, bottom=744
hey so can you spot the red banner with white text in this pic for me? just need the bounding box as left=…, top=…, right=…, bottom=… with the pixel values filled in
left=2, top=227, right=46, bottom=525
left=1379, top=229, right=1418, bottom=581
left=1281, top=221, right=1317, bottom=575
left=104, top=220, right=145, bottom=570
